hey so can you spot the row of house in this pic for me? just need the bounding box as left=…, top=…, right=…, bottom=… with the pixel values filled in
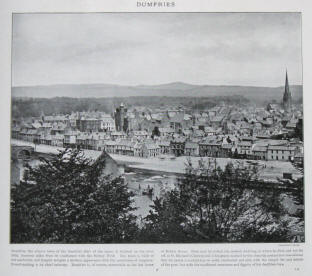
left=12, top=123, right=303, bottom=162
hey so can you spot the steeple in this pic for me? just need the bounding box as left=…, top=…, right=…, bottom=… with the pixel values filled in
left=285, top=70, right=290, bottom=94
left=40, top=110, right=45, bottom=121
left=282, top=69, right=292, bottom=111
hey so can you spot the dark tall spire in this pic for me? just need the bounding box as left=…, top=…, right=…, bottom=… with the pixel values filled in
left=282, top=69, right=292, bottom=111
left=285, top=70, right=289, bottom=94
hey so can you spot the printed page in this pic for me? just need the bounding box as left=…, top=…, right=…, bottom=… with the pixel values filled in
left=0, top=0, right=311, bottom=275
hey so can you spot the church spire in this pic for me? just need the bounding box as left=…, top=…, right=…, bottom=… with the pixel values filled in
left=282, top=69, right=292, bottom=111
left=285, top=69, right=289, bottom=94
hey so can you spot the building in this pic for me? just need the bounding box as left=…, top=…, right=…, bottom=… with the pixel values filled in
left=219, top=144, right=233, bottom=158
left=199, top=140, right=221, bottom=157
left=158, top=127, right=175, bottom=137
left=142, top=143, right=160, bottom=158
left=63, top=131, right=77, bottom=147
left=237, top=141, right=253, bottom=156
left=39, top=133, right=52, bottom=145
left=115, top=140, right=135, bottom=156
left=170, top=138, right=186, bottom=156
left=111, top=131, right=127, bottom=140
left=158, top=141, right=171, bottom=154
left=44, top=115, right=68, bottom=124
left=294, top=152, right=304, bottom=166
left=11, top=126, right=21, bottom=139
left=267, top=103, right=280, bottom=112
left=132, top=130, right=149, bottom=140
left=76, top=133, right=89, bottom=149
left=267, top=145, right=296, bottom=161
left=185, top=142, right=199, bottom=156
left=101, top=116, right=116, bottom=132
left=133, top=143, right=143, bottom=157
left=104, top=141, right=117, bottom=154
left=252, top=145, right=268, bottom=160
left=76, top=118, right=101, bottom=132
left=51, top=134, right=64, bottom=147
left=92, top=150, right=123, bottom=179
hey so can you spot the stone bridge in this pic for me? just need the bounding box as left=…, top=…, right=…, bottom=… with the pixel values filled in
left=11, top=145, right=34, bottom=161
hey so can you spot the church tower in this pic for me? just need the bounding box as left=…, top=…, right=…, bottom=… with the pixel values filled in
left=114, top=103, right=127, bottom=132
left=282, top=70, right=292, bottom=111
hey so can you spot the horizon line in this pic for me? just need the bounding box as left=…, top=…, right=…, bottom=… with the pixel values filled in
left=11, top=81, right=303, bottom=89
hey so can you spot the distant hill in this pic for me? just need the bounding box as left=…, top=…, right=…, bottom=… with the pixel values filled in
left=135, top=82, right=201, bottom=91
left=12, top=82, right=303, bottom=104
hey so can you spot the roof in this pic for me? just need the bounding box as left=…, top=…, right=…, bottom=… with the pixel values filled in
left=252, top=146, right=267, bottom=152
left=184, top=114, right=192, bottom=120
left=133, top=130, right=148, bottom=135
left=52, top=134, right=64, bottom=140
left=151, top=114, right=161, bottom=120
left=111, top=131, right=125, bottom=136
left=210, top=116, right=224, bottom=123
left=32, top=122, right=42, bottom=129
left=268, top=145, right=296, bottom=151
left=159, top=128, right=175, bottom=133
left=221, top=144, right=233, bottom=149
left=286, top=122, right=297, bottom=128
left=105, top=141, right=117, bottom=146
left=185, top=142, right=198, bottom=149
left=42, top=123, right=52, bottom=128
left=170, top=113, right=184, bottom=123
left=204, top=127, right=215, bottom=132
left=158, top=141, right=170, bottom=147
left=101, top=117, right=115, bottom=122
left=12, top=126, right=21, bottom=132
left=199, top=139, right=221, bottom=146
left=44, top=115, right=67, bottom=121
left=64, top=130, right=79, bottom=136
left=27, top=129, right=39, bottom=135
left=144, top=143, right=160, bottom=150
left=238, top=141, right=252, bottom=147
left=116, top=140, right=136, bottom=147
left=171, top=137, right=186, bottom=143
left=41, top=134, right=52, bottom=140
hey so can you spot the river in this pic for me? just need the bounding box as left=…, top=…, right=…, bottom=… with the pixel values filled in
left=15, top=155, right=178, bottom=220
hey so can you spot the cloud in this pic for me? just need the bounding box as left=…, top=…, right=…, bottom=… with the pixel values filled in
left=12, top=13, right=302, bottom=87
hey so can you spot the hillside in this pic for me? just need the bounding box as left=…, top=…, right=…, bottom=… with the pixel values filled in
left=12, top=82, right=303, bottom=104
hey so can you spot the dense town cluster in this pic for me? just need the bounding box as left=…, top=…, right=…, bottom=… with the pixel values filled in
left=12, top=74, right=303, bottom=165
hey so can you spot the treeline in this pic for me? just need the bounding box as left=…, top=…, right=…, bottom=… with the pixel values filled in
left=191, top=95, right=249, bottom=110
left=11, top=148, right=303, bottom=243
left=11, top=95, right=250, bottom=119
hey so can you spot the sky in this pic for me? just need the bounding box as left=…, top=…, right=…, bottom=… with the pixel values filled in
left=12, top=13, right=302, bottom=87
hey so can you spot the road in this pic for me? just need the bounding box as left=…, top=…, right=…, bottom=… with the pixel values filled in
left=11, top=139, right=302, bottom=182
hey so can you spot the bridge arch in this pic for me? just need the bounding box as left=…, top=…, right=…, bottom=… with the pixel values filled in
left=17, top=149, right=31, bottom=160
left=12, top=145, right=34, bottom=161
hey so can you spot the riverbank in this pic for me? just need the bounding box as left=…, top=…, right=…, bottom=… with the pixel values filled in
left=11, top=139, right=302, bottom=182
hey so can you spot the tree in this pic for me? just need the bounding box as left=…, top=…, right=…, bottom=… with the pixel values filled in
left=33, top=138, right=40, bottom=151
left=279, top=163, right=304, bottom=223
left=151, top=126, right=160, bottom=139
left=287, top=176, right=304, bottom=222
left=140, top=159, right=290, bottom=243
left=11, top=148, right=139, bottom=243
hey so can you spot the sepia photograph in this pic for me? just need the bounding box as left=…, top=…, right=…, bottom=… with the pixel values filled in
left=10, top=12, right=304, bottom=244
